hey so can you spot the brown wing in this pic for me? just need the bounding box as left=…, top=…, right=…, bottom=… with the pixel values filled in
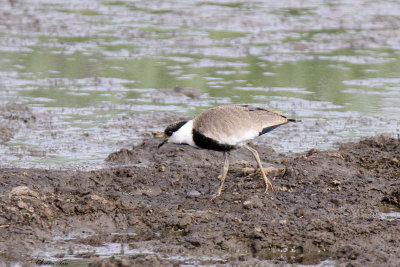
left=193, top=104, right=288, bottom=145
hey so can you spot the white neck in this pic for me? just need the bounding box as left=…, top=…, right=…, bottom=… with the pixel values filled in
left=168, top=120, right=197, bottom=147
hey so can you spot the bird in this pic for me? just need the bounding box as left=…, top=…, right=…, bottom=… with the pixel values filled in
left=158, top=104, right=298, bottom=199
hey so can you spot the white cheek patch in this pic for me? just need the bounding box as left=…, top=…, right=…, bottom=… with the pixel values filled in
left=168, top=120, right=197, bottom=147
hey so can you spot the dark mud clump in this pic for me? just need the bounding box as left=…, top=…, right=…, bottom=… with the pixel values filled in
left=0, top=135, right=399, bottom=266
left=0, top=103, right=36, bottom=143
left=0, top=102, right=36, bottom=123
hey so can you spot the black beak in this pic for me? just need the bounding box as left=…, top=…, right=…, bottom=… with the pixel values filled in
left=158, top=139, right=168, bottom=149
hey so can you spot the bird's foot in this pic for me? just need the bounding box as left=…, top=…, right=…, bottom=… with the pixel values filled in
left=210, top=188, right=223, bottom=200
left=264, top=179, right=274, bottom=193
left=210, top=193, right=220, bottom=201
left=261, top=167, right=279, bottom=194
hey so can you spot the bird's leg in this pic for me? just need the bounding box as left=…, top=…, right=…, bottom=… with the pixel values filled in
left=244, top=144, right=274, bottom=193
left=211, top=152, right=229, bottom=200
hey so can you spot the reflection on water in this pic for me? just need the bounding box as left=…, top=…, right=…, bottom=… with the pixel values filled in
left=379, top=203, right=400, bottom=220
left=0, top=0, right=399, bottom=169
left=33, top=230, right=227, bottom=266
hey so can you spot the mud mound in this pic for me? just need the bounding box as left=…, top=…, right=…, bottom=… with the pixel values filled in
left=339, top=134, right=400, bottom=179
left=0, top=135, right=399, bottom=266
left=106, top=137, right=278, bottom=167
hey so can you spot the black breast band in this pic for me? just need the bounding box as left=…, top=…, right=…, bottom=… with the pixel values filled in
left=192, top=129, right=237, bottom=152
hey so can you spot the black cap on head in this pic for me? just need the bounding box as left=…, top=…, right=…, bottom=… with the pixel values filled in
left=158, top=120, right=188, bottom=149
left=164, top=120, right=188, bottom=137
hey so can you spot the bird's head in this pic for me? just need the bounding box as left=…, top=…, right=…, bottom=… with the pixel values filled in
left=158, top=120, right=188, bottom=149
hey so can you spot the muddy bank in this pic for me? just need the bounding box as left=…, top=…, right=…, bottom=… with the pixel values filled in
left=0, top=135, right=399, bottom=266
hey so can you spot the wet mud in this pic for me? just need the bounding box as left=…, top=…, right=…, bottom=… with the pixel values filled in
left=1, top=134, right=399, bottom=266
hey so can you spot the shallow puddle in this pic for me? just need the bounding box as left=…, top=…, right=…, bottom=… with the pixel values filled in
left=33, top=231, right=228, bottom=267
left=379, top=204, right=400, bottom=220
left=33, top=231, right=338, bottom=267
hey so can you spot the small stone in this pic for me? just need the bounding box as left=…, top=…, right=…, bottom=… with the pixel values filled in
left=151, top=131, right=164, bottom=138
left=281, top=158, right=289, bottom=164
left=234, top=217, right=242, bottom=222
left=332, top=180, right=341, bottom=186
left=90, top=194, right=109, bottom=205
left=306, top=148, right=319, bottom=156
left=187, top=190, right=201, bottom=197
left=143, top=185, right=162, bottom=197
left=328, top=152, right=344, bottom=159
left=242, top=196, right=263, bottom=209
left=17, top=200, right=30, bottom=211
left=263, top=167, right=286, bottom=177
left=243, top=200, right=253, bottom=209
left=9, top=186, right=40, bottom=199
left=279, top=219, right=287, bottom=225
left=240, top=167, right=255, bottom=176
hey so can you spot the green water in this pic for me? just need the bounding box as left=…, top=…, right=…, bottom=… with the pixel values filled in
left=3, top=47, right=400, bottom=115
left=0, top=0, right=399, bottom=169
